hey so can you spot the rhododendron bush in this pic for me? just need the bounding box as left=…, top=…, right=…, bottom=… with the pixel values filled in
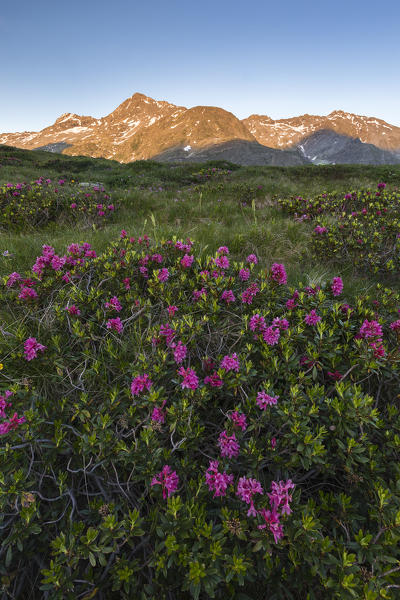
left=0, top=178, right=115, bottom=231
left=278, top=183, right=400, bottom=275
left=2, top=234, right=400, bottom=599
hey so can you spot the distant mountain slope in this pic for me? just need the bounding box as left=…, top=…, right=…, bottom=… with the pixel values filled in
left=297, top=130, right=400, bottom=165
left=73, top=104, right=257, bottom=163
left=242, top=110, right=400, bottom=152
left=153, top=139, right=308, bottom=166
left=1, top=93, right=400, bottom=165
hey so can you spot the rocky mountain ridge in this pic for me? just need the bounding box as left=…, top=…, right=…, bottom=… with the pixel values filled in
left=1, top=93, right=400, bottom=165
left=243, top=110, right=400, bottom=152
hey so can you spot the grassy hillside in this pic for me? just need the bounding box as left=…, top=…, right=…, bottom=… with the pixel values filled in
left=2, top=145, right=400, bottom=599
left=1, top=144, right=400, bottom=295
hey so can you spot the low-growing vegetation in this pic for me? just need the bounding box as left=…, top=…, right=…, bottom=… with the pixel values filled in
left=278, top=183, right=400, bottom=276
left=0, top=178, right=114, bottom=232
left=1, top=146, right=400, bottom=599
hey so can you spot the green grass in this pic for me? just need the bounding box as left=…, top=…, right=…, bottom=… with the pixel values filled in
left=1, top=143, right=400, bottom=299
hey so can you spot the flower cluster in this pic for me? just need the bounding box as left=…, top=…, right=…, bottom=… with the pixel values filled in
left=258, top=479, right=295, bottom=542
left=178, top=366, right=199, bottom=390
left=205, top=461, right=234, bottom=498
left=0, top=179, right=115, bottom=231
left=24, top=337, right=46, bottom=361
left=279, top=184, right=400, bottom=275
left=0, top=390, right=26, bottom=436
left=151, top=465, right=179, bottom=499
left=131, top=374, right=153, bottom=396
left=218, top=431, right=240, bottom=458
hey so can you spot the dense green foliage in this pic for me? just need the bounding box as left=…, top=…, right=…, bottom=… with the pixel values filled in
left=0, top=178, right=114, bottom=232
left=1, top=233, right=400, bottom=599
left=278, top=184, right=400, bottom=276
left=2, top=146, right=400, bottom=598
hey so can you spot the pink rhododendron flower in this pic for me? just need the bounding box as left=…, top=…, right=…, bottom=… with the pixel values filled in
left=172, top=340, right=187, bottom=364
left=151, top=400, right=167, bottom=424
left=167, top=305, right=178, bottom=317
left=270, top=263, right=287, bottom=285
left=221, top=290, right=235, bottom=303
left=271, top=437, right=277, bottom=449
left=256, top=391, right=279, bottom=409
left=65, top=304, right=81, bottom=316
left=22, top=278, right=35, bottom=287
left=204, top=372, right=224, bottom=387
left=258, top=479, right=295, bottom=542
left=314, top=225, right=327, bottom=234
left=106, top=317, right=123, bottom=333
left=123, top=277, right=130, bottom=290
left=105, top=296, right=122, bottom=312
left=151, top=406, right=165, bottom=423
left=331, top=276, right=343, bottom=297
left=359, top=319, right=383, bottom=339
left=262, top=326, right=280, bottom=346
left=181, top=254, right=194, bottom=268
left=6, top=272, right=22, bottom=287
left=327, top=370, right=342, bottom=380
left=305, top=310, right=321, bottom=325
left=305, top=285, right=320, bottom=296
left=178, top=366, right=199, bottom=390
left=67, top=243, right=81, bottom=255
left=229, top=411, right=247, bottom=431
left=193, top=287, right=207, bottom=301
left=369, top=339, right=385, bottom=358
left=215, top=255, right=230, bottom=269
left=151, top=465, right=179, bottom=499
left=205, top=460, right=234, bottom=498
left=236, top=477, right=263, bottom=517
left=217, top=246, right=229, bottom=255
left=218, top=430, right=240, bottom=458
left=285, top=298, right=297, bottom=310
left=239, top=268, right=250, bottom=281
left=157, top=268, right=169, bottom=282
left=249, top=314, right=266, bottom=332
left=268, top=479, right=295, bottom=516
left=390, top=320, right=400, bottom=330
left=18, top=287, right=38, bottom=300
left=131, top=374, right=153, bottom=396
left=139, top=255, right=149, bottom=266
left=258, top=508, right=284, bottom=542
left=272, top=317, right=289, bottom=331
left=241, top=283, right=260, bottom=305
left=246, top=254, right=258, bottom=264
left=175, top=240, right=192, bottom=252
left=220, top=353, right=240, bottom=372
left=24, top=337, right=46, bottom=361
left=159, top=323, right=176, bottom=345
left=0, top=390, right=13, bottom=419
left=120, top=229, right=127, bottom=238
left=0, top=412, right=26, bottom=435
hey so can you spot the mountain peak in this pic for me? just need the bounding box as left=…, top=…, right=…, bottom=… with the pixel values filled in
left=1, top=94, right=399, bottom=164
left=55, top=112, right=79, bottom=123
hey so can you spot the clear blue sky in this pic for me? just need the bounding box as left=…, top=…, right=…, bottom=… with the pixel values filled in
left=1, top=0, right=399, bottom=132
